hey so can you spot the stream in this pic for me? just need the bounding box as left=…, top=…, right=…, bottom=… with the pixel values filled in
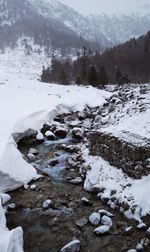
left=6, top=112, right=150, bottom=252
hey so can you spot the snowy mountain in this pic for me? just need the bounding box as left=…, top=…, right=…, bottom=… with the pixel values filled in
left=0, top=0, right=96, bottom=53
left=87, top=13, right=150, bottom=44
left=1, top=0, right=150, bottom=55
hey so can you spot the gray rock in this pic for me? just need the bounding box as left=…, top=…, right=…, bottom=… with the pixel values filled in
left=89, top=212, right=101, bottom=225
left=94, top=225, right=110, bottom=235
left=101, top=215, right=113, bottom=227
left=76, top=217, right=88, bottom=228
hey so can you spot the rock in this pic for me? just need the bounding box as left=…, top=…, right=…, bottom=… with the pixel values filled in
left=94, top=225, right=110, bottom=235
left=48, top=217, right=59, bottom=227
left=41, top=124, right=51, bottom=134
left=24, top=184, right=29, bottom=189
left=89, top=212, right=101, bottom=226
left=42, top=199, right=52, bottom=209
left=8, top=203, right=16, bottom=209
left=29, top=148, right=38, bottom=155
left=75, top=217, right=88, bottom=228
left=136, top=243, right=144, bottom=251
left=27, top=153, right=36, bottom=162
left=81, top=197, right=92, bottom=206
left=137, top=222, right=147, bottom=230
left=72, top=128, right=84, bottom=140
left=60, top=240, right=81, bottom=252
left=98, top=209, right=114, bottom=217
left=30, top=184, right=37, bottom=190
left=12, top=129, right=38, bottom=144
left=49, top=159, right=59, bottom=166
left=78, top=111, right=86, bottom=120
left=124, top=226, right=134, bottom=235
left=67, top=157, right=78, bottom=168
left=36, top=132, right=44, bottom=142
left=146, top=227, right=150, bottom=235
left=45, top=130, right=56, bottom=140
left=55, top=125, right=68, bottom=139
left=64, top=145, right=80, bottom=153
left=127, top=250, right=137, bottom=252
left=101, top=215, right=113, bottom=227
left=69, top=177, right=82, bottom=185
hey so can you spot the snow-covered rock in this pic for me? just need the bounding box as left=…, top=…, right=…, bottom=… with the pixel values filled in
left=60, top=239, right=80, bottom=252
left=81, top=197, right=92, bottom=206
left=137, top=222, right=146, bottom=230
left=45, top=130, right=56, bottom=140
left=98, top=209, right=114, bottom=217
left=42, top=199, right=52, bottom=209
left=29, top=148, right=38, bottom=155
left=89, top=212, right=101, bottom=226
left=101, top=215, right=113, bottom=227
left=8, top=203, right=16, bottom=209
left=36, top=131, right=44, bottom=141
left=30, top=184, right=37, bottom=190
left=27, top=153, right=36, bottom=162
left=94, top=225, right=110, bottom=235
left=55, top=125, right=68, bottom=139
left=72, top=128, right=84, bottom=140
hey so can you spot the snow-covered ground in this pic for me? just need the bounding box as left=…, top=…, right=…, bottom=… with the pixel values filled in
left=0, top=50, right=110, bottom=251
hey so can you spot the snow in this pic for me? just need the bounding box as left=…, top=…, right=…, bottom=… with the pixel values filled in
left=0, top=50, right=110, bottom=251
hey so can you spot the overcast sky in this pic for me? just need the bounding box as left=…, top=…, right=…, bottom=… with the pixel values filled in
left=59, top=0, right=150, bottom=15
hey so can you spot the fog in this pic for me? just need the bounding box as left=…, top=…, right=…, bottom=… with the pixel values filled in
left=60, top=0, right=150, bottom=15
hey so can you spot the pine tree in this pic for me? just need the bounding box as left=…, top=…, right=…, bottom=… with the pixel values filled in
left=115, top=69, right=122, bottom=84
left=88, top=65, right=98, bottom=86
left=98, top=65, right=108, bottom=85
left=59, top=69, right=67, bottom=85
left=76, top=76, right=81, bottom=85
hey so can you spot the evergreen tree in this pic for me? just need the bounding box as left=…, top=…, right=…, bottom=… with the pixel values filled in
left=41, top=66, right=51, bottom=83
left=115, top=69, right=122, bottom=84
left=98, top=65, right=109, bottom=85
left=88, top=65, right=98, bottom=86
left=59, top=69, right=67, bottom=85
left=76, top=76, right=81, bottom=85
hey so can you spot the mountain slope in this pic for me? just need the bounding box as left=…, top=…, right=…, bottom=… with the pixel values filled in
left=0, top=0, right=95, bottom=52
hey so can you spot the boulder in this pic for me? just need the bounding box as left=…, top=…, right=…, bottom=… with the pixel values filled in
left=60, top=240, right=81, bottom=252
left=89, top=212, right=101, bottom=225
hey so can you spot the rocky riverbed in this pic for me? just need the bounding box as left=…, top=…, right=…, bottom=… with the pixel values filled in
left=6, top=104, right=150, bottom=252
